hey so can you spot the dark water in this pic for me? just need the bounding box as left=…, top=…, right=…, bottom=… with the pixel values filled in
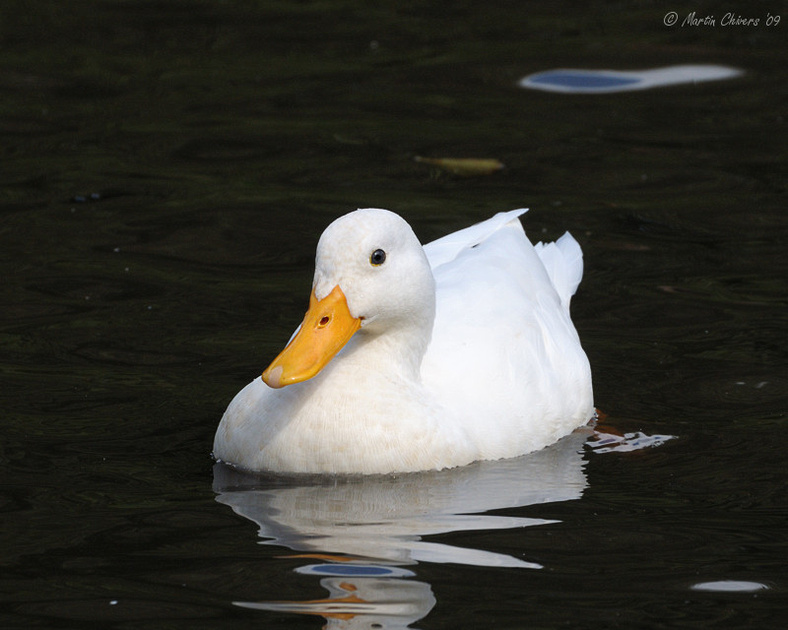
left=2, top=2, right=786, bottom=628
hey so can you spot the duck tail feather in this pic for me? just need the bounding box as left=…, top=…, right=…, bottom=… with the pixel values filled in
left=535, top=232, right=584, bottom=308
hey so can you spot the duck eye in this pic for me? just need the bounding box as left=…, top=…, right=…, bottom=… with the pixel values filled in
left=370, top=248, right=386, bottom=266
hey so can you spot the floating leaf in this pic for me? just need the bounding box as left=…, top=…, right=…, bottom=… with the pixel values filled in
left=414, top=156, right=504, bottom=176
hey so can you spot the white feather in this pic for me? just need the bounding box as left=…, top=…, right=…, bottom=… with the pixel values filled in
left=214, top=208, right=594, bottom=474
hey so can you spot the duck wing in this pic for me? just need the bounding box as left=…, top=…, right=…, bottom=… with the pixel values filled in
left=420, top=210, right=593, bottom=458
left=424, top=208, right=529, bottom=269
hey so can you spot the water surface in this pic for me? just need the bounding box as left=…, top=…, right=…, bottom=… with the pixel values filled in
left=1, top=2, right=785, bottom=628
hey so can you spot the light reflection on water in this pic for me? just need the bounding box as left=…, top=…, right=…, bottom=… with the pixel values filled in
left=214, top=429, right=590, bottom=625
left=518, top=65, right=742, bottom=94
left=690, top=580, right=770, bottom=593
left=211, top=428, right=652, bottom=627
left=212, top=426, right=681, bottom=627
left=211, top=422, right=686, bottom=628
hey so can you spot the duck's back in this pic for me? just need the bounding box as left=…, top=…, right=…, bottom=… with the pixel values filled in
left=421, top=212, right=594, bottom=459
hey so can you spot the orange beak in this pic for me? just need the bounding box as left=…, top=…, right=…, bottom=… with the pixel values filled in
left=262, top=285, right=361, bottom=389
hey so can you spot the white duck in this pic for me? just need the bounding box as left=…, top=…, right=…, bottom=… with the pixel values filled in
left=213, top=208, right=594, bottom=474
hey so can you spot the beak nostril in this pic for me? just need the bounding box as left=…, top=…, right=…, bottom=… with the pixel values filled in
left=318, top=316, right=330, bottom=327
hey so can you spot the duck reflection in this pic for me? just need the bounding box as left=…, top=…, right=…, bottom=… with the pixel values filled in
left=213, top=426, right=593, bottom=628
left=236, top=568, right=434, bottom=629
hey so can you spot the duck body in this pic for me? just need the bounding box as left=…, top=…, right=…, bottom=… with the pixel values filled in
left=213, top=208, right=594, bottom=474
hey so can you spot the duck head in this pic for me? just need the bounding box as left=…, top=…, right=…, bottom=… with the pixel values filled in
left=262, top=208, right=436, bottom=388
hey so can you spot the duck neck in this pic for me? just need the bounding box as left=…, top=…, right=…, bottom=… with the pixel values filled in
left=340, top=298, right=435, bottom=385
